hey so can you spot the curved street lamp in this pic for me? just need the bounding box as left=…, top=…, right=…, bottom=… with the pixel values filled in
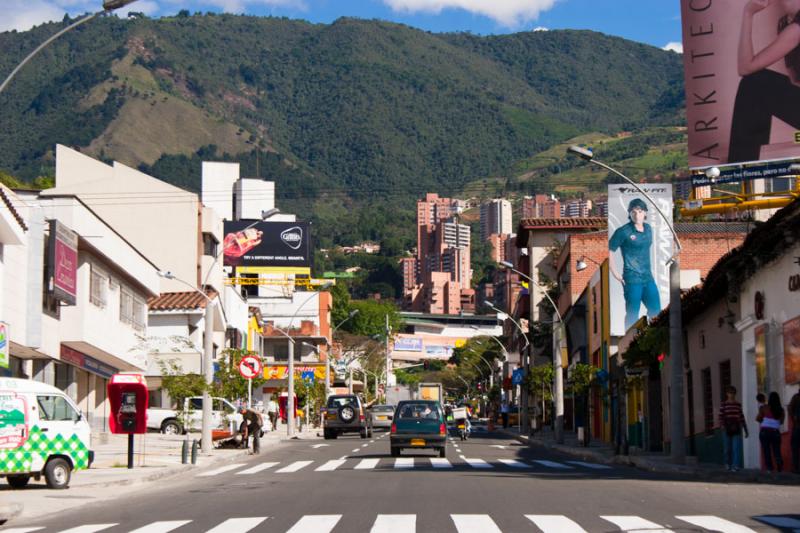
left=1, top=1, right=140, bottom=95
left=567, top=144, right=686, bottom=463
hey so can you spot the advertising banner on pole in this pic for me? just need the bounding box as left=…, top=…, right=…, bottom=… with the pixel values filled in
left=48, top=220, right=78, bottom=306
left=223, top=221, right=311, bottom=269
left=681, top=0, right=800, bottom=169
left=608, top=185, right=672, bottom=336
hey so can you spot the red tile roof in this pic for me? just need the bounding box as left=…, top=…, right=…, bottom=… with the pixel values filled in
left=148, top=289, right=218, bottom=311
left=0, top=187, right=27, bottom=231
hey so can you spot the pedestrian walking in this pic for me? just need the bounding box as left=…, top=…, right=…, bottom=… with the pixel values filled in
left=790, top=385, right=800, bottom=474
left=239, top=406, right=264, bottom=454
left=757, top=391, right=785, bottom=472
left=267, top=396, right=279, bottom=431
left=719, top=386, right=748, bottom=471
left=500, top=400, right=510, bottom=429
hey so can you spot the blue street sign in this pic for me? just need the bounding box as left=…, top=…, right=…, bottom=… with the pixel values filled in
left=301, top=370, right=315, bottom=382
left=512, top=368, right=524, bottom=385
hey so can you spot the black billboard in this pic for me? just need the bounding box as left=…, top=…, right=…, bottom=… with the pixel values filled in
left=222, top=220, right=311, bottom=268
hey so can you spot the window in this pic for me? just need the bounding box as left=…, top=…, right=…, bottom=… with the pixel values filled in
left=148, top=389, right=162, bottom=409
left=90, top=265, right=108, bottom=308
left=202, top=233, right=218, bottom=257
left=37, top=395, right=80, bottom=422
left=132, top=296, right=146, bottom=331
left=42, top=234, right=60, bottom=318
left=699, top=330, right=706, bottom=349
left=719, top=360, right=731, bottom=401
left=592, top=288, right=598, bottom=333
left=701, top=367, right=714, bottom=435
left=120, top=287, right=133, bottom=325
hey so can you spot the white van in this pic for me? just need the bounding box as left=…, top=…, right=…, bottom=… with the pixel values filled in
left=0, top=378, right=93, bottom=489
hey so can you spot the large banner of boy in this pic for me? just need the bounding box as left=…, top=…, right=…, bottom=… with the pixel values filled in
left=608, top=185, right=673, bottom=336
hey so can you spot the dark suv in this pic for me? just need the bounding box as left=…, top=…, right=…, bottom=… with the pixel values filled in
left=323, top=394, right=372, bottom=439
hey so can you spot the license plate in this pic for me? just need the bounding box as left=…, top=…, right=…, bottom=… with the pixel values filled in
left=377, top=416, right=387, bottom=420
left=327, top=414, right=337, bottom=420
left=410, top=438, right=425, bottom=447
left=457, top=424, right=465, bottom=429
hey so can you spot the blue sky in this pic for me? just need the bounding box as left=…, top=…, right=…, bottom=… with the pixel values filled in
left=4, top=0, right=683, bottom=52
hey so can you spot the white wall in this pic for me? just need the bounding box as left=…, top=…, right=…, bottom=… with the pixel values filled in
left=47, top=145, right=199, bottom=293
left=235, top=179, right=274, bottom=220
left=202, top=162, right=239, bottom=221
left=738, top=241, right=800, bottom=468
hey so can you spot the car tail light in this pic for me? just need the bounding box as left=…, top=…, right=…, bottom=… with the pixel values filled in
left=439, top=423, right=446, bottom=436
left=391, top=423, right=397, bottom=434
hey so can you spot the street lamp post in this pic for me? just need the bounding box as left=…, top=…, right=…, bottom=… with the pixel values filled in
left=329, top=310, right=360, bottom=397
left=567, top=144, right=685, bottom=463
left=157, top=271, right=216, bottom=454
left=498, top=261, right=566, bottom=442
left=484, top=300, right=531, bottom=433
left=0, top=1, right=139, bottom=96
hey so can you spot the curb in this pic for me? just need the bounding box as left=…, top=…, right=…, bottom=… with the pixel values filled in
left=505, top=431, right=800, bottom=485
left=0, top=504, right=23, bottom=525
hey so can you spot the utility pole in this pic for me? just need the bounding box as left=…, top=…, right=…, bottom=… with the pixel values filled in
left=385, top=314, right=392, bottom=393
left=287, top=337, right=295, bottom=437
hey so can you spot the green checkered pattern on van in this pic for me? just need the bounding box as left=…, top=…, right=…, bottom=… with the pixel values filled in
left=0, top=426, right=89, bottom=473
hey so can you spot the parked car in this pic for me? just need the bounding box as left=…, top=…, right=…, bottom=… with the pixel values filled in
left=146, top=397, right=244, bottom=435
left=1, top=378, right=93, bottom=489
left=323, top=394, right=371, bottom=439
left=390, top=400, right=447, bottom=457
left=368, top=404, right=395, bottom=430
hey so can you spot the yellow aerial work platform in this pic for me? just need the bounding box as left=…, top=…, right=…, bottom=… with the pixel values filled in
left=679, top=176, right=800, bottom=217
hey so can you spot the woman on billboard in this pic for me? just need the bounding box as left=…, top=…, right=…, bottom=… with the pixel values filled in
left=609, top=198, right=661, bottom=331
left=729, top=0, right=800, bottom=163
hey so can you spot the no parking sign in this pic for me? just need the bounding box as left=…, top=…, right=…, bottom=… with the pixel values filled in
left=238, top=356, right=262, bottom=380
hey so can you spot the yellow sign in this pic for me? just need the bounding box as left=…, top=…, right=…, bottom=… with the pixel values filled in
left=263, top=365, right=327, bottom=380
left=236, top=266, right=311, bottom=275
left=795, top=132, right=800, bottom=143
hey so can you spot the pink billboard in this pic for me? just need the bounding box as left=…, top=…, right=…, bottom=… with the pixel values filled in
left=681, top=0, right=800, bottom=169
left=49, top=220, right=78, bottom=305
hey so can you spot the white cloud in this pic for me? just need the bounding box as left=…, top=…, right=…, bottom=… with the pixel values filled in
left=663, top=41, right=683, bottom=54
left=532, top=26, right=548, bottom=32
left=162, top=0, right=305, bottom=14
left=0, top=1, right=71, bottom=32
left=131, top=0, right=161, bottom=15
left=381, top=0, right=558, bottom=28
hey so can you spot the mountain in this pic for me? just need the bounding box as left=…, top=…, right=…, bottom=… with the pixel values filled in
left=0, top=13, right=685, bottom=247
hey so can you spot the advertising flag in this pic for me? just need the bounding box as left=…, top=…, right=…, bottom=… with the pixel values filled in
left=681, top=0, right=800, bottom=169
left=608, top=185, right=673, bottom=336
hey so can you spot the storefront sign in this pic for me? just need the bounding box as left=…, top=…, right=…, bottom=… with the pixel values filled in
left=60, top=345, right=117, bottom=379
left=394, top=337, right=423, bottom=352
left=263, top=365, right=326, bottom=380
left=0, top=322, right=8, bottom=370
left=48, top=220, right=78, bottom=306
left=784, top=316, right=800, bottom=385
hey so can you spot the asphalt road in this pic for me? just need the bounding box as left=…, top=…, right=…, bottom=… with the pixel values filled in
left=5, top=424, right=800, bottom=532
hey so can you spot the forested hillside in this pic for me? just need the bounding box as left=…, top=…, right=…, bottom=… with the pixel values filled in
left=0, top=13, right=685, bottom=247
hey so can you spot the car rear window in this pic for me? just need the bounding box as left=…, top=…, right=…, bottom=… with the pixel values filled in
left=327, top=397, right=357, bottom=408
left=397, top=403, right=440, bottom=420
left=372, top=405, right=394, bottom=412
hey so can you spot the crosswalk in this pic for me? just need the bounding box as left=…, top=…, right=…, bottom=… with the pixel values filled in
left=5, top=513, right=793, bottom=533
left=194, top=456, right=612, bottom=477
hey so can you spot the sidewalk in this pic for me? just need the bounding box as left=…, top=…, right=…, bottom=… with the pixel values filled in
left=499, top=426, right=800, bottom=485
left=0, top=424, right=320, bottom=525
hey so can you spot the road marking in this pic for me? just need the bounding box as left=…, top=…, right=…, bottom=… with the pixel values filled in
left=59, top=526, right=119, bottom=533
left=206, top=517, right=268, bottom=533
left=430, top=458, right=452, bottom=468
left=526, top=515, right=588, bottom=533
left=371, top=514, right=416, bottom=533
left=463, top=458, right=493, bottom=469
left=362, top=443, right=369, bottom=447
left=678, top=516, right=758, bottom=532
left=276, top=460, right=313, bottom=473
left=601, top=516, right=672, bottom=533
left=490, top=445, right=507, bottom=449
left=451, top=514, right=502, bottom=533
left=370, top=440, right=375, bottom=443
left=532, top=460, right=573, bottom=469
left=566, top=461, right=612, bottom=470
left=197, top=464, right=245, bottom=477
left=311, top=444, right=329, bottom=449
left=0, top=529, right=45, bottom=533
left=128, top=521, right=192, bottom=533
left=394, top=457, right=414, bottom=469
left=352, top=448, right=362, bottom=452
left=355, top=458, right=380, bottom=470
left=498, top=459, right=530, bottom=469
left=236, top=462, right=279, bottom=475
left=316, top=459, right=347, bottom=471
left=286, top=515, right=342, bottom=533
